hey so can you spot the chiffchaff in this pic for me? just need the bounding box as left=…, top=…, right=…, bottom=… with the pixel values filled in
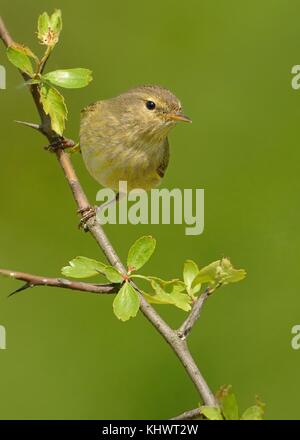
left=80, top=85, right=191, bottom=193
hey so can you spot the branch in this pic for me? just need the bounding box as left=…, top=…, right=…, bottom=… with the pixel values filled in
left=0, top=16, right=217, bottom=409
left=170, top=407, right=202, bottom=421
left=178, top=284, right=222, bottom=340
left=177, top=289, right=210, bottom=340
left=0, top=16, right=12, bottom=46
left=0, top=269, right=117, bottom=295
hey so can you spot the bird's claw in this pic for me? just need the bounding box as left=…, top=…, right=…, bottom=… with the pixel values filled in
left=45, top=137, right=76, bottom=152
left=78, top=206, right=97, bottom=230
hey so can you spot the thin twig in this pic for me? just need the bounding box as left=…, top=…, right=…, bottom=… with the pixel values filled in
left=0, top=16, right=12, bottom=46
left=178, top=284, right=222, bottom=340
left=37, top=45, right=52, bottom=75
left=178, top=289, right=210, bottom=340
left=0, top=16, right=217, bottom=408
left=0, top=269, right=117, bottom=295
left=170, top=407, right=202, bottom=421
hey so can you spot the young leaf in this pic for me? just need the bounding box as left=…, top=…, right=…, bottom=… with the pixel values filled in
left=183, top=260, right=200, bottom=297
left=219, top=258, right=246, bottom=284
left=61, top=256, right=108, bottom=278
left=146, top=276, right=186, bottom=292
left=61, top=256, right=123, bottom=283
left=191, top=261, right=220, bottom=289
left=127, top=236, right=156, bottom=272
left=240, top=405, right=264, bottom=420
left=143, top=292, right=171, bottom=305
left=38, top=12, right=50, bottom=43
left=170, top=292, right=192, bottom=312
left=11, top=43, right=37, bottom=61
left=38, top=10, right=62, bottom=46
left=43, top=68, right=93, bottom=89
left=200, top=406, right=223, bottom=420
left=192, top=258, right=246, bottom=289
left=101, top=266, right=123, bottom=283
left=144, top=280, right=191, bottom=311
left=40, top=84, right=67, bottom=135
left=216, top=385, right=239, bottom=420
left=113, top=282, right=140, bottom=321
left=183, top=260, right=199, bottom=289
left=241, top=396, right=265, bottom=420
left=50, top=9, right=63, bottom=35
left=133, top=275, right=190, bottom=310
left=7, top=45, right=34, bottom=76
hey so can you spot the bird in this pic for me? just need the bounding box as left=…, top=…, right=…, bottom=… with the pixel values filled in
left=80, top=85, right=191, bottom=196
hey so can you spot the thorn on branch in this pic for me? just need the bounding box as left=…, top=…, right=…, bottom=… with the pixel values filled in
left=15, top=120, right=42, bottom=131
left=8, top=282, right=33, bottom=297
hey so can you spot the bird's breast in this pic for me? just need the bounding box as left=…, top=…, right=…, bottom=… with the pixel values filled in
left=81, top=137, right=167, bottom=192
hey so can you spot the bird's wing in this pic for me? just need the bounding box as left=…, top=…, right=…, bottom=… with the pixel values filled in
left=157, top=138, right=170, bottom=178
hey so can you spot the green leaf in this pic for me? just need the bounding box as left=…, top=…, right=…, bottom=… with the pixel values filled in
left=144, top=280, right=191, bottom=312
left=38, top=12, right=50, bottom=43
left=102, top=266, right=123, bottom=283
left=127, top=236, right=156, bottom=272
left=219, top=258, right=247, bottom=284
left=61, top=256, right=123, bottom=283
left=12, top=43, right=38, bottom=61
left=133, top=275, right=189, bottom=310
left=241, top=405, right=264, bottom=420
left=146, top=276, right=186, bottom=292
left=183, top=260, right=200, bottom=296
left=43, top=68, right=93, bottom=89
left=216, top=385, right=239, bottom=420
left=7, top=45, right=34, bottom=75
left=241, top=396, right=265, bottom=420
left=38, top=10, right=62, bottom=46
left=170, top=292, right=192, bottom=311
left=192, top=261, right=220, bottom=288
left=143, top=292, right=171, bottom=305
left=200, top=406, right=223, bottom=420
left=61, top=256, right=108, bottom=278
left=40, top=84, right=67, bottom=135
left=113, top=282, right=140, bottom=321
left=50, top=9, right=63, bottom=34
left=192, top=258, right=246, bottom=289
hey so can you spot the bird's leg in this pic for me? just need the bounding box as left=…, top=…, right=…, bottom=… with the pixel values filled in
left=96, top=192, right=124, bottom=219
left=98, top=192, right=121, bottom=211
left=78, top=192, right=121, bottom=231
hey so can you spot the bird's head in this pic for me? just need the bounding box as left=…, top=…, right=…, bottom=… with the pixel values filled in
left=109, top=85, right=191, bottom=142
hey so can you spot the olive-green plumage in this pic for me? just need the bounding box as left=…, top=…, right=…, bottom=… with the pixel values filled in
left=80, top=85, right=191, bottom=192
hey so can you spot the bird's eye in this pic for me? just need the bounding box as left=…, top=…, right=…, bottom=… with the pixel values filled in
left=146, top=100, right=156, bottom=110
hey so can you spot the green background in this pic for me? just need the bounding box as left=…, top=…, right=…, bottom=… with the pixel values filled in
left=0, top=0, right=299, bottom=420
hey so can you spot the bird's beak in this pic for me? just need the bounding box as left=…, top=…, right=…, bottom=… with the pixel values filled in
left=167, top=112, right=192, bottom=123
